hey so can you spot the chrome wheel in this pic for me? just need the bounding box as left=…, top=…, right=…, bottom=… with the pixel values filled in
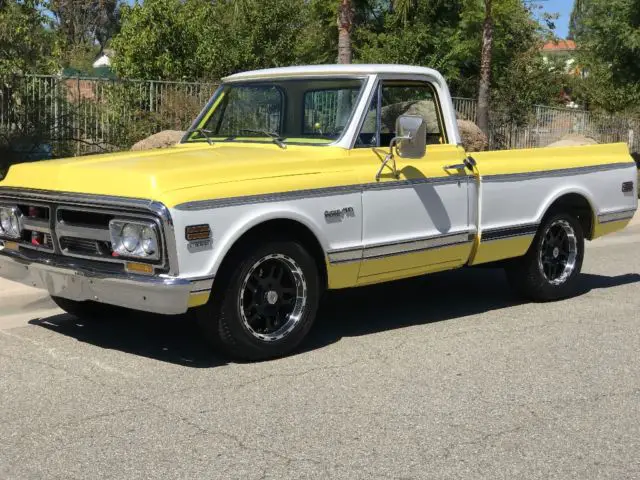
left=239, top=253, right=307, bottom=342
left=538, top=219, right=578, bottom=285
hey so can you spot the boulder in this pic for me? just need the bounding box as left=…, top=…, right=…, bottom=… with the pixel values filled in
left=130, top=130, right=185, bottom=151
left=546, top=134, right=598, bottom=148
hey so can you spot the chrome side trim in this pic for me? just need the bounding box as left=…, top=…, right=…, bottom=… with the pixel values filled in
left=189, top=276, right=215, bottom=293
left=326, top=247, right=362, bottom=264
left=363, top=231, right=471, bottom=260
left=178, top=184, right=365, bottom=210
left=363, top=176, right=468, bottom=191
left=481, top=223, right=539, bottom=242
left=483, top=162, right=637, bottom=183
left=175, top=176, right=473, bottom=211
left=327, top=231, right=472, bottom=264
left=597, top=208, right=637, bottom=224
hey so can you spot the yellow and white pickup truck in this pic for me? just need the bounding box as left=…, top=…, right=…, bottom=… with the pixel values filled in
left=0, top=65, right=637, bottom=360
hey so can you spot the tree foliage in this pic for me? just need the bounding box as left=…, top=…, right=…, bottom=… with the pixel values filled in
left=0, top=0, right=56, bottom=75
left=49, top=0, right=122, bottom=74
left=112, top=0, right=310, bottom=80
left=571, top=0, right=640, bottom=112
left=50, top=0, right=121, bottom=51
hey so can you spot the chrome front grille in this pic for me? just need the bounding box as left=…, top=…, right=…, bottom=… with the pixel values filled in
left=17, top=204, right=54, bottom=252
left=59, top=237, right=102, bottom=256
left=55, top=207, right=117, bottom=261
left=2, top=197, right=167, bottom=271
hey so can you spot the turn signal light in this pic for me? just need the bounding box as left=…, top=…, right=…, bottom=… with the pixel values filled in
left=125, top=262, right=154, bottom=275
left=185, top=224, right=211, bottom=241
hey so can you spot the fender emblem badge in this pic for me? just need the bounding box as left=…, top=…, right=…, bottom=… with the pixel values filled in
left=324, top=207, right=355, bottom=221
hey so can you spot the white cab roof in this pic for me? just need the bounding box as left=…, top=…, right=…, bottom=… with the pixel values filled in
left=223, top=64, right=445, bottom=82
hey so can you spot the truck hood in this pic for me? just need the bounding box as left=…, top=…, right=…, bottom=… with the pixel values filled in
left=0, top=143, right=348, bottom=207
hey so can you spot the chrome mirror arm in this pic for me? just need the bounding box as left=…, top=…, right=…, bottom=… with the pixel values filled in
left=375, top=134, right=412, bottom=181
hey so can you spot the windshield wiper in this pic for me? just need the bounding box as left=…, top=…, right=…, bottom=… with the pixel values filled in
left=239, top=129, right=287, bottom=149
left=186, top=128, right=215, bottom=145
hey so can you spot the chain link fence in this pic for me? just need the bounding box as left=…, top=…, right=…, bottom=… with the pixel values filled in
left=1, top=75, right=639, bottom=167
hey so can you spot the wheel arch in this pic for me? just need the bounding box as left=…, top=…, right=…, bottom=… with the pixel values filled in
left=212, top=214, right=329, bottom=292
left=537, top=189, right=597, bottom=240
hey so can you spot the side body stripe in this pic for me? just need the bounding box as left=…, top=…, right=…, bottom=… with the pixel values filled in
left=597, top=208, right=636, bottom=224
left=481, top=223, right=539, bottom=242
left=174, top=162, right=635, bottom=211
left=327, top=231, right=473, bottom=264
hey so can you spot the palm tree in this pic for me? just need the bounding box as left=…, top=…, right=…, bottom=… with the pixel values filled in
left=392, top=0, right=414, bottom=26
left=337, top=0, right=355, bottom=64
left=336, top=0, right=414, bottom=64
left=477, top=0, right=493, bottom=136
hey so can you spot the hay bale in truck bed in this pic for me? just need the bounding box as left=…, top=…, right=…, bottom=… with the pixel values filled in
left=130, top=130, right=185, bottom=151
left=457, top=119, right=488, bottom=152
left=546, top=134, right=598, bottom=148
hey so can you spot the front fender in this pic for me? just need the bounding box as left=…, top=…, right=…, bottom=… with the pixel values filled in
left=169, top=200, right=358, bottom=281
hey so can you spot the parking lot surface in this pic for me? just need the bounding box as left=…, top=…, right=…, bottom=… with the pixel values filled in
left=1, top=220, right=639, bottom=479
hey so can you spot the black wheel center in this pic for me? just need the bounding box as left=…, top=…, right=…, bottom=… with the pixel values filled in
left=241, top=258, right=299, bottom=336
left=539, top=220, right=577, bottom=284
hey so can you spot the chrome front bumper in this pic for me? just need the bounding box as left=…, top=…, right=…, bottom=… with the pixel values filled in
left=0, top=250, right=212, bottom=315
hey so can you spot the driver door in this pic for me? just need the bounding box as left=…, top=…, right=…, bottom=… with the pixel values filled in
left=353, top=79, right=473, bottom=284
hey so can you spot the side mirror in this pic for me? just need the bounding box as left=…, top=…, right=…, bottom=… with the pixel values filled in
left=394, top=115, right=427, bottom=159
left=375, top=115, right=427, bottom=181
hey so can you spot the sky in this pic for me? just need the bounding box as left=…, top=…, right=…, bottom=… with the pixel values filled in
left=536, top=0, right=574, bottom=38
left=124, top=0, right=575, bottom=40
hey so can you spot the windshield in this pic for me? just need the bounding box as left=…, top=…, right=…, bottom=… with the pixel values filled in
left=186, top=78, right=365, bottom=145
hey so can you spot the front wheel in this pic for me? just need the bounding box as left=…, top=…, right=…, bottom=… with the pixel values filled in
left=196, top=240, right=321, bottom=361
left=506, top=211, right=585, bottom=301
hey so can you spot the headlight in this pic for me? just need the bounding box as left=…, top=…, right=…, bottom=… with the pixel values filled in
left=0, top=206, right=22, bottom=239
left=109, top=220, right=160, bottom=261
left=140, top=226, right=158, bottom=256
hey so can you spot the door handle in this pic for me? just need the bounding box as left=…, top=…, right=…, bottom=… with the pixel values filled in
left=443, top=163, right=467, bottom=171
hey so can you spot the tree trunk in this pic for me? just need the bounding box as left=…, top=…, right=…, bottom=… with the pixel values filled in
left=477, top=0, right=493, bottom=137
left=337, top=0, right=354, bottom=64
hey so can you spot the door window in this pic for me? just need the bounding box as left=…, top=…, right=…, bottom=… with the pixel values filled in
left=356, top=81, right=446, bottom=148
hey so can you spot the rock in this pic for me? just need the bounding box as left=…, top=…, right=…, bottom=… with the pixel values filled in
left=546, top=134, right=598, bottom=148
left=130, top=130, right=185, bottom=151
left=457, top=119, right=488, bottom=152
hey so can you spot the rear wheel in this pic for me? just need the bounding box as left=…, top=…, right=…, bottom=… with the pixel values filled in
left=506, top=211, right=585, bottom=301
left=51, top=296, right=126, bottom=319
left=196, top=240, right=321, bottom=361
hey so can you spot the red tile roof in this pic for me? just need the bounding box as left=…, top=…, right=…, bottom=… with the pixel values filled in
left=542, top=40, right=577, bottom=52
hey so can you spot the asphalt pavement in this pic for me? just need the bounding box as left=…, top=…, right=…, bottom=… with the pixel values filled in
left=0, top=218, right=639, bottom=479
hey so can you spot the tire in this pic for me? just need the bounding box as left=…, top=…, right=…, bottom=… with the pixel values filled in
left=505, top=211, right=585, bottom=302
left=196, top=240, right=321, bottom=361
left=51, top=296, right=126, bottom=320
